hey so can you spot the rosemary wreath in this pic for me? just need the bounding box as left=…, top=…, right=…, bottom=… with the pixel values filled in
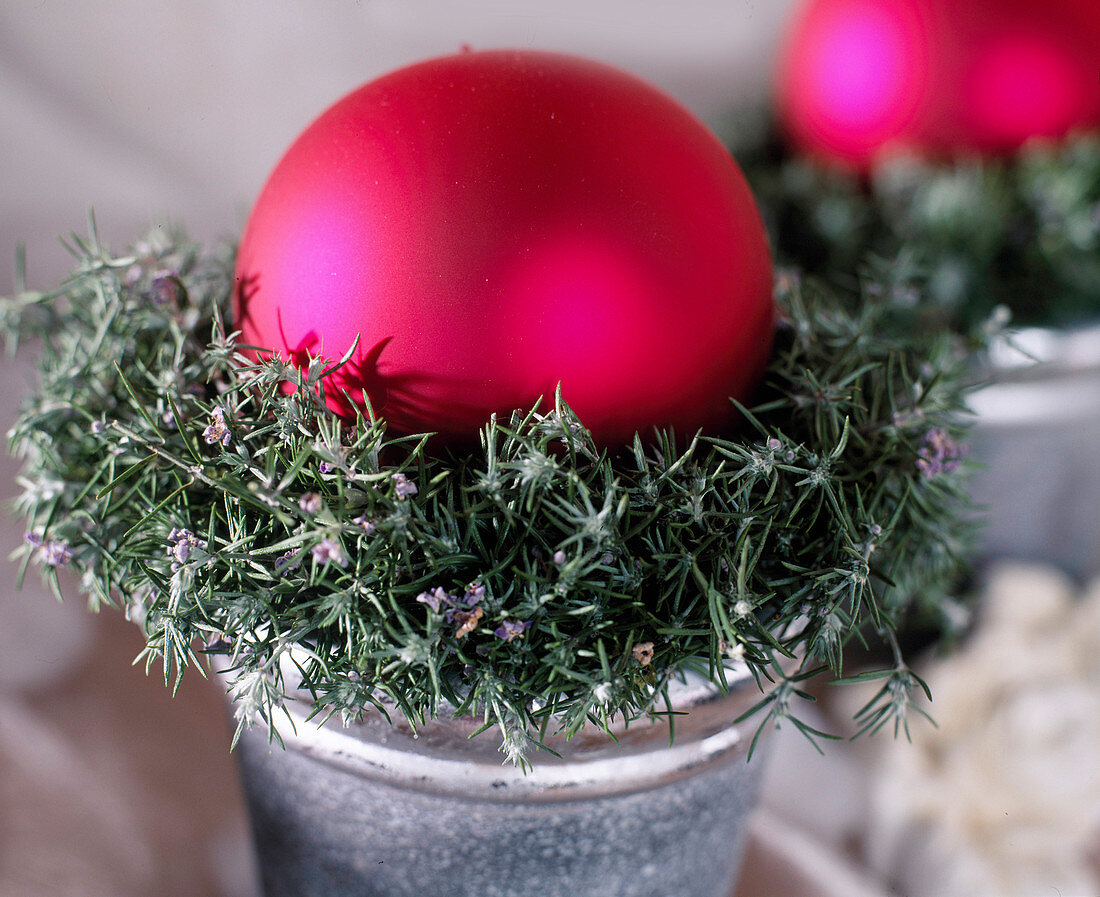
left=3, top=220, right=978, bottom=763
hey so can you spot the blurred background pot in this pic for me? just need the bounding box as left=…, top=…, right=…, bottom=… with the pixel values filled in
left=229, top=665, right=771, bottom=897
left=969, top=324, right=1100, bottom=580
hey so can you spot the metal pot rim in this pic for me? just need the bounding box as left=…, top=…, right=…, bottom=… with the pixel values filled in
left=984, top=322, right=1100, bottom=381
left=223, top=660, right=769, bottom=803
left=971, top=323, right=1100, bottom=428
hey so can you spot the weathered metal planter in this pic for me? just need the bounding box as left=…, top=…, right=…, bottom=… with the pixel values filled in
left=968, top=324, right=1100, bottom=580
left=231, top=666, right=771, bottom=897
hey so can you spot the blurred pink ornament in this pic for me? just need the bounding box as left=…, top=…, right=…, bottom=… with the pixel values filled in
left=777, top=0, right=1100, bottom=169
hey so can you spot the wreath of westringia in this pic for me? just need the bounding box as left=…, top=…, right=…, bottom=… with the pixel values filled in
left=4, top=220, right=979, bottom=764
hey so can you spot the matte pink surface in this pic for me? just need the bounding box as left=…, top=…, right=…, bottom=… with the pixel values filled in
left=777, top=0, right=1100, bottom=169
left=234, top=49, right=774, bottom=447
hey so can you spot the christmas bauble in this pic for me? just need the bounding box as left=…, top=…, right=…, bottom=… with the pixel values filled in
left=234, top=49, right=774, bottom=447
left=777, top=0, right=1100, bottom=169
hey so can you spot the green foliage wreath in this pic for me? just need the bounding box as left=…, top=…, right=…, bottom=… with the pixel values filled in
left=3, top=221, right=978, bottom=762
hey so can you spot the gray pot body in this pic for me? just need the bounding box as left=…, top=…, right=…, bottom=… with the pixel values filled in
left=233, top=669, right=769, bottom=897
left=969, top=325, right=1100, bottom=580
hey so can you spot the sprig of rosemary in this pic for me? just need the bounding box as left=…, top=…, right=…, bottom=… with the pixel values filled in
left=4, top=218, right=979, bottom=763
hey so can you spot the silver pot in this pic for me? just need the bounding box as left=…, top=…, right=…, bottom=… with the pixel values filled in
left=969, top=324, right=1100, bottom=580
left=231, top=664, right=771, bottom=897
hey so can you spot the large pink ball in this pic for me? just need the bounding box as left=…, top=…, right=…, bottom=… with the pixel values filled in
left=777, top=0, right=1100, bottom=169
left=234, top=49, right=774, bottom=447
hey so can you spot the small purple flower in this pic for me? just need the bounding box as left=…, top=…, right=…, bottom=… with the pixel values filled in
left=202, top=407, right=232, bottom=447
left=553, top=550, right=567, bottom=565
left=274, top=549, right=300, bottom=574
left=318, top=461, right=335, bottom=475
left=27, top=533, right=73, bottom=567
left=42, top=541, right=73, bottom=566
left=353, top=513, right=377, bottom=534
left=416, top=587, right=453, bottom=613
left=311, top=538, right=347, bottom=568
left=917, top=427, right=967, bottom=479
left=90, top=420, right=106, bottom=435
left=767, top=437, right=782, bottom=452
left=299, top=492, right=323, bottom=515
left=149, top=270, right=179, bottom=307
left=393, top=472, right=418, bottom=499
left=462, top=581, right=486, bottom=607
left=494, top=619, right=533, bottom=643
left=166, top=527, right=205, bottom=570
left=417, top=582, right=486, bottom=618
